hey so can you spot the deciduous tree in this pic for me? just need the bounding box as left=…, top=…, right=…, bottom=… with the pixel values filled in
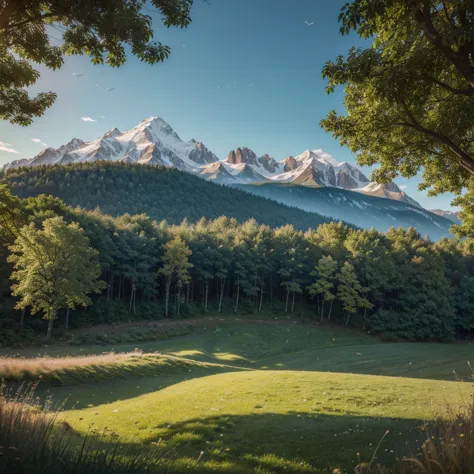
left=0, top=0, right=193, bottom=125
left=8, top=216, right=105, bottom=340
left=321, top=0, right=474, bottom=235
left=308, top=255, right=338, bottom=321
left=158, top=236, right=192, bottom=317
left=337, top=261, right=371, bottom=327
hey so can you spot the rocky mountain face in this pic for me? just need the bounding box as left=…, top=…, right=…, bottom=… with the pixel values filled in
left=429, top=209, right=461, bottom=224
left=6, top=115, right=425, bottom=211
left=6, top=117, right=219, bottom=172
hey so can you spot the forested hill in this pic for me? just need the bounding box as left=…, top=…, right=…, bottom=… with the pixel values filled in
left=0, top=163, right=333, bottom=229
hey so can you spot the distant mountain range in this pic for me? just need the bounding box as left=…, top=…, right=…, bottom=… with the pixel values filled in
left=429, top=209, right=461, bottom=224
left=5, top=116, right=419, bottom=205
left=4, top=116, right=455, bottom=238
left=234, top=183, right=452, bottom=241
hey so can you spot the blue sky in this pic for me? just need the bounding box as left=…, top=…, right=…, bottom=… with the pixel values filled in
left=0, top=0, right=457, bottom=210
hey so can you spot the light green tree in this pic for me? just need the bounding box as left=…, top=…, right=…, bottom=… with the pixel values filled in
left=337, top=261, right=372, bottom=327
left=8, top=217, right=105, bottom=340
left=275, top=225, right=307, bottom=313
left=321, top=0, right=474, bottom=235
left=307, top=255, right=338, bottom=321
left=158, top=236, right=193, bottom=317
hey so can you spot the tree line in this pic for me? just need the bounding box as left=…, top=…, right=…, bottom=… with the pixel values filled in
left=1, top=185, right=473, bottom=343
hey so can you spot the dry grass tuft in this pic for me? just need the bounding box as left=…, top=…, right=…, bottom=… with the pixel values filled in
left=356, top=397, right=474, bottom=473
left=0, top=382, right=162, bottom=474
left=0, top=349, right=145, bottom=379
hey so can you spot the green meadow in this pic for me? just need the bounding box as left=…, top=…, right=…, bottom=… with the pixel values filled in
left=4, top=318, right=474, bottom=473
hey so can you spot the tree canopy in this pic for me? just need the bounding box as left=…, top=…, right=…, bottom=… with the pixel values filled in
left=0, top=162, right=333, bottom=230
left=0, top=190, right=473, bottom=343
left=0, top=0, right=193, bottom=125
left=321, top=0, right=474, bottom=235
left=8, top=216, right=105, bottom=339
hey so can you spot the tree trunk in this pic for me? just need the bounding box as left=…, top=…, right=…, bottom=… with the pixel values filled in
left=165, top=283, right=170, bottom=318
left=345, top=312, right=351, bottom=327
left=259, top=285, right=264, bottom=312
left=234, top=281, right=240, bottom=313
left=109, top=272, right=114, bottom=300
left=129, top=284, right=136, bottom=315
left=285, top=287, right=290, bottom=313
left=362, top=307, right=367, bottom=331
left=177, top=286, right=181, bottom=317
left=269, top=274, right=273, bottom=302
left=186, top=283, right=190, bottom=305
left=45, top=310, right=56, bottom=341
left=107, top=272, right=112, bottom=301
left=204, top=280, right=209, bottom=311
left=19, top=308, right=25, bottom=330
left=118, top=276, right=123, bottom=300
left=328, top=300, right=334, bottom=320
left=218, top=278, right=225, bottom=313
left=291, top=290, right=296, bottom=313
left=321, top=299, right=325, bottom=322
left=65, top=308, right=70, bottom=330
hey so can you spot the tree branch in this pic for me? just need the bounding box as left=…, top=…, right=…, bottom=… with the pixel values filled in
left=412, top=2, right=474, bottom=88
left=400, top=101, right=474, bottom=175
left=3, top=12, right=60, bottom=32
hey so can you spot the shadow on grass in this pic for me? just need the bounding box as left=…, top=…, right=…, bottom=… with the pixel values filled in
left=260, top=342, right=474, bottom=382
left=74, top=412, right=426, bottom=473
left=34, top=365, right=246, bottom=410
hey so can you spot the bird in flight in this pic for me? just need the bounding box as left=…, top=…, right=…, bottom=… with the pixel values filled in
left=305, top=21, right=314, bottom=26
left=107, top=88, right=115, bottom=92
left=73, top=73, right=84, bottom=77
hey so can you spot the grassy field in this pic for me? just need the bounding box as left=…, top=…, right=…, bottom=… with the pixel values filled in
left=3, top=319, right=474, bottom=473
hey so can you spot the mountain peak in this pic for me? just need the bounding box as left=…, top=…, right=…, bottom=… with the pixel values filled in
left=3, top=116, right=421, bottom=211
left=139, top=116, right=166, bottom=126
left=104, top=128, right=122, bottom=139
left=226, top=147, right=258, bottom=166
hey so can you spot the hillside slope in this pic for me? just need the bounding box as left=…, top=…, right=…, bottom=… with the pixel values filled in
left=234, top=183, right=453, bottom=240
left=0, top=163, right=333, bottom=229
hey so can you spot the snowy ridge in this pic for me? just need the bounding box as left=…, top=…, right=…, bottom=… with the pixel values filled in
left=5, top=116, right=420, bottom=207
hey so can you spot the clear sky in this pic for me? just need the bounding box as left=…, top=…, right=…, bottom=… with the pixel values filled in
left=0, top=0, right=458, bottom=210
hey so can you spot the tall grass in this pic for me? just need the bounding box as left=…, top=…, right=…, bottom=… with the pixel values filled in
left=0, top=350, right=233, bottom=386
left=401, top=398, right=474, bottom=473
left=0, top=349, right=144, bottom=379
left=0, top=382, right=161, bottom=474
left=356, top=397, right=474, bottom=473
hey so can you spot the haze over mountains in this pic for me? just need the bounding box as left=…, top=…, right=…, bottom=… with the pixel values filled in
left=4, top=116, right=453, bottom=238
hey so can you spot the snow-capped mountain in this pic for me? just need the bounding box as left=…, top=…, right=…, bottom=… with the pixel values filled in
left=6, top=117, right=219, bottom=171
left=212, top=147, right=420, bottom=207
left=5, top=116, right=419, bottom=207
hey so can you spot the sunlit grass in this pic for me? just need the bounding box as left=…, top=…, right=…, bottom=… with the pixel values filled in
left=65, top=370, right=473, bottom=472
left=4, top=320, right=474, bottom=472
